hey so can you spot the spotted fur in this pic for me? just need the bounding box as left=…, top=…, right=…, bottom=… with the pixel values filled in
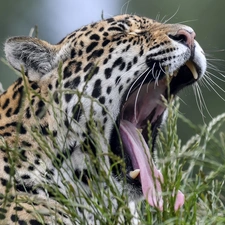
left=0, top=14, right=206, bottom=224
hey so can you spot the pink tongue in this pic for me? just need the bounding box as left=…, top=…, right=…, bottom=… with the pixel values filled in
left=120, top=120, right=185, bottom=211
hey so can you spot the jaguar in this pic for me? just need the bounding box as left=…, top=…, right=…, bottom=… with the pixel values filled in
left=0, top=14, right=206, bottom=224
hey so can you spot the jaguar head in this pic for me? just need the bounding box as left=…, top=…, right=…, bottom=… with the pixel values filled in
left=4, top=14, right=206, bottom=211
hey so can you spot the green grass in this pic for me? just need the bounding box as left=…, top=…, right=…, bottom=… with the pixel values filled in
left=150, top=99, right=225, bottom=225
left=1, top=74, right=225, bottom=225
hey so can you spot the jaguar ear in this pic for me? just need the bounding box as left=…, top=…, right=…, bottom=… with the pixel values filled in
left=4, top=36, right=69, bottom=80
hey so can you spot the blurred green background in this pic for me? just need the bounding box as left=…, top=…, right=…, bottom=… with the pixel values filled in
left=0, top=0, right=225, bottom=143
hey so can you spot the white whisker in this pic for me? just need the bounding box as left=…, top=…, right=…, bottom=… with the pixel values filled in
left=152, top=63, right=156, bottom=79
left=155, top=13, right=161, bottom=22
left=202, top=75, right=225, bottom=102
left=115, top=62, right=146, bottom=86
left=125, top=67, right=150, bottom=101
left=177, top=96, right=187, bottom=106
left=172, top=19, right=198, bottom=25
left=146, top=78, right=154, bottom=93
left=154, top=70, right=161, bottom=87
left=196, top=83, right=213, bottom=119
left=205, top=71, right=225, bottom=83
left=162, top=7, right=180, bottom=24
left=207, top=58, right=225, bottom=62
left=200, top=76, right=212, bottom=91
left=134, top=70, right=151, bottom=122
left=204, top=75, right=225, bottom=94
left=207, top=62, right=225, bottom=73
left=159, top=15, right=167, bottom=23
left=120, top=0, right=131, bottom=14
left=159, top=63, right=166, bottom=74
left=193, top=84, right=206, bottom=121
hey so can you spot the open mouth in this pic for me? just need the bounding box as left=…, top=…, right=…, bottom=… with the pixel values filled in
left=119, top=60, right=199, bottom=210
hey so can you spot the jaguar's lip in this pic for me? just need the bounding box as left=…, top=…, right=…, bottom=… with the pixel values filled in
left=119, top=60, right=198, bottom=210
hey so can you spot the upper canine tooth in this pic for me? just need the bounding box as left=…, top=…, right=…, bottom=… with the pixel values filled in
left=185, top=60, right=198, bottom=80
left=129, top=169, right=140, bottom=179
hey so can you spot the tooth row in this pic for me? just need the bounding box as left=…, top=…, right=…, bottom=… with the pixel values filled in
left=165, top=61, right=198, bottom=80
left=129, top=169, right=140, bottom=179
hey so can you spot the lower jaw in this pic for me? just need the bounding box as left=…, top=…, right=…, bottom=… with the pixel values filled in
left=117, top=108, right=167, bottom=208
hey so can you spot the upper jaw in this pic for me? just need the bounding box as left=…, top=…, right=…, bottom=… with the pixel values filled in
left=121, top=59, right=201, bottom=133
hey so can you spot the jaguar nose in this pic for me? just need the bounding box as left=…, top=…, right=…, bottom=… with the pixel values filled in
left=170, top=29, right=196, bottom=50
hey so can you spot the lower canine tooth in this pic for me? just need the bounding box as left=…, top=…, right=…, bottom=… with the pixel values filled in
left=129, top=169, right=140, bottom=179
